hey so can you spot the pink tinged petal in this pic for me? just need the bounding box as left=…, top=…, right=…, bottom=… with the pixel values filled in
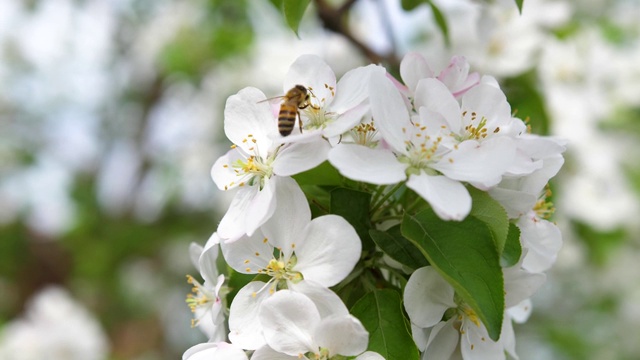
left=272, top=139, right=330, bottom=176
left=259, top=290, right=320, bottom=356
left=328, top=144, right=407, bottom=185
left=355, top=351, right=386, bottom=360
left=503, top=264, right=546, bottom=308
left=519, top=217, right=563, bottom=273
left=261, top=177, right=310, bottom=256
left=228, top=281, right=271, bottom=350
left=331, top=64, right=384, bottom=113
left=461, top=84, right=512, bottom=129
left=433, top=137, right=516, bottom=188
left=399, top=52, right=434, bottom=92
left=288, top=280, right=349, bottom=318
left=369, top=72, right=413, bottom=154
left=224, top=87, right=277, bottom=158
left=424, top=320, right=459, bottom=360
left=406, top=174, right=471, bottom=221
left=220, top=230, right=273, bottom=274
left=251, top=345, right=300, bottom=360
left=294, top=215, right=362, bottom=287
left=438, top=56, right=480, bottom=97
left=404, top=266, right=456, bottom=328
left=414, top=78, right=463, bottom=133
left=182, top=342, right=248, bottom=360
left=284, top=54, right=336, bottom=108
left=211, top=148, right=245, bottom=191
left=313, top=315, right=369, bottom=356
left=507, top=299, right=533, bottom=324
left=323, top=103, right=370, bottom=138
left=460, top=317, right=505, bottom=360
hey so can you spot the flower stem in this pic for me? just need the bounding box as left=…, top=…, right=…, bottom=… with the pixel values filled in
left=370, top=183, right=404, bottom=216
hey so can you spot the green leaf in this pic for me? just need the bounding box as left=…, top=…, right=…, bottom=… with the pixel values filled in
left=501, top=222, right=522, bottom=267
left=268, top=0, right=284, bottom=9
left=428, top=1, right=450, bottom=46
left=401, top=209, right=504, bottom=341
left=514, top=0, right=524, bottom=14
left=502, top=71, right=551, bottom=135
left=400, top=0, right=425, bottom=11
left=370, top=226, right=429, bottom=270
left=351, top=290, right=420, bottom=360
left=469, top=187, right=509, bottom=255
left=331, top=188, right=375, bottom=250
left=283, top=0, right=311, bottom=36
left=293, top=161, right=342, bottom=186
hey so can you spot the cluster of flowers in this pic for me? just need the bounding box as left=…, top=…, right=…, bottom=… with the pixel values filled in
left=183, top=53, right=565, bottom=360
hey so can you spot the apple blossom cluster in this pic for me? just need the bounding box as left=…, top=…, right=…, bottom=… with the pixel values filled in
left=183, top=53, right=565, bottom=360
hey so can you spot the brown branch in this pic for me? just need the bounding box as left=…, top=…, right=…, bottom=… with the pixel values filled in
left=314, top=0, right=400, bottom=71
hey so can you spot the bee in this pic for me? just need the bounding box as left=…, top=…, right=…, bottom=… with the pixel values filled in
left=262, top=85, right=316, bottom=136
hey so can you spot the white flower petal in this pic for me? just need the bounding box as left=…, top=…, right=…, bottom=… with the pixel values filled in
left=211, top=148, right=245, bottom=191
left=331, top=64, right=384, bottom=113
left=507, top=299, right=533, bottom=324
left=294, top=215, right=361, bottom=287
left=410, top=322, right=431, bottom=351
left=313, top=315, right=368, bottom=356
left=424, top=320, right=459, bottom=360
left=460, top=317, right=504, bottom=360
left=284, top=55, right=336, bottom=108
left=501, top=314, right=519, bottom=360
left=217, top=179, right=277, bottom=241
left=461, top=84, right=512, bottom=129
left=288, top=280, right=349, bottom=318
left=220, top=229, right=272, bottom=275
left=189, top=242, right=204, bottom=271
left=228, top=281, right=271, bottom=350
left=328, top=144, right=407, bottom=185
left=503, top=265, right=546, bottom=308
left=224, top=87, right=277, bottom=158
left=251, top=345, right=299, bottom=360
left=182, top=342, right=248, bottom=360
left=199, top=234, right=220, bottom=284
left=406, top=174, right=471, bottom=221
left=414, top=78, right=462, bottom=133
left=488, top=187, right=537, bottom=218
left=259, top=290, right=320, bottom=356
left=323, top=103, right=370, bottom=138
left=519, top=216, right=563, bottom=273
left=272, top=139, right=330, bottom=176
left=355, top=351, right=386, bottom=360
left=370, top=71, right=412, bottom=154
left=404, top=266, right=455, bottom=328
left=433, top=137, right=516, bottom=188
left=261, top=177, right=310, bottom=256
left=400, top=52, right=434, bottom=92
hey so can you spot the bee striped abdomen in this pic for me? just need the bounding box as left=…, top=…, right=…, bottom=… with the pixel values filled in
left=278, top=106, right=298, bottom=136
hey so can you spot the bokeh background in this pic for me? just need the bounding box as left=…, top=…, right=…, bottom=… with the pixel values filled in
left=1, top=0, right=639, bottom=359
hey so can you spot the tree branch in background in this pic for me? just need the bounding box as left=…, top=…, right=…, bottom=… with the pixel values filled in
left=314, top=0, right=400, bottom=72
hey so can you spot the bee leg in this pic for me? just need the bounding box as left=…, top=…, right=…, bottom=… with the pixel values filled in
left=297, top=111, right=303, bottom=133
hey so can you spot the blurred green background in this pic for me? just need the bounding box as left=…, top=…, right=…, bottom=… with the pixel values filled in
left=1, top=0, right=639, bottom=359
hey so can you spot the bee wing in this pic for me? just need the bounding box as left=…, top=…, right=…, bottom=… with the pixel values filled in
left=257, top=95, right=285, bottom=104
